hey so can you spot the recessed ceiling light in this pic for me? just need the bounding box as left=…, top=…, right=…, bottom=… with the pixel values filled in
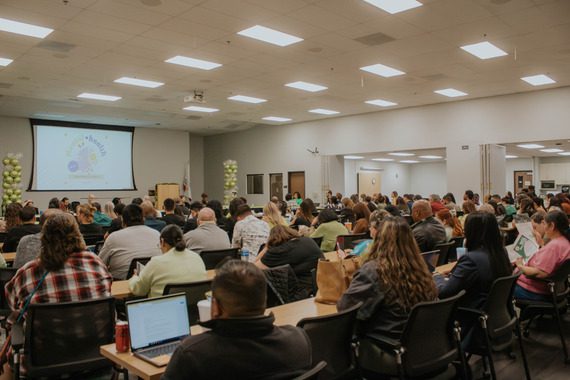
left=285, top=81, right=327, bottom=92
left=372, top=158, right=394, bottom=162
left=308, top=108, right=339, bottom=115
left=237, top=25, right=303, bottom=47
left=165, top=56, right=222, bottom=70
left=505, top=155, right=518, bottom=159
left=0, top=17, right=53, bottom=39
left=434, top=88, right=468, bottom=97
left=419, top=155, right=443, bottom=159
left=0, top=57, right=13, bottom=67
left=365, top=99, right=398, bottom=107
left=360, top=63, right=405, bottom=78
left=521, top=74, right=556, bottom=86
left=344, top=155, right=364, bottom=160
left=114, top=77, right=164, bottom=88
left=183, top=105, right=219, bottom=113
left=400, top=160, right=419, bottom=164
left=517, top=144, right=544, bottom=149
left=263, top=116, right=291, bottom=122
left=389, top=152, right=414, bottom=157
left=228, top=95, right=267, bottom=104
left=460, top=41, right=508, bottom=60
left=557, top=152, right=570, bottom=156
left=77, top=93, right=121, bottom=102
left=362, top=0, right=423, bottom=14
left=540, top=148, right=564, bottom=153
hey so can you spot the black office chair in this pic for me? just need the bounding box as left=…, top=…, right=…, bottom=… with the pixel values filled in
left=449, top=236, right=464, bottom=262
left=83, top=234, right=105, bottom=246
left=11, top=297, right=115, bottom=379
left=0, top=232, right=7, bottom=243
left=264, top=265, right=307, bottom=307
left=311, top=236, right=323, bottom=250
left=125, top=257, right=153, bottom=279
left=336, top=233, right=367, bottom=250
left=163, top=279, right=213, bottom=325
left=297, top=302, right=362, bottom=380
left=421, top=250, right=440, bottom=272
left=293, top=361, right=328, bottom=380
left=458, top=274, right=531, bottom=380
left=435, top=241, right=455, bottom=266
left=0, top=268, right=18, bottom=318
left=199, top=247, right=239, bottom=270
left=357, top=291, right=468, bottom=380
left=516, top=259, right=570, bottom=364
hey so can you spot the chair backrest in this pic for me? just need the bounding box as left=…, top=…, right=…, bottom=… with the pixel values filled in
left=400, top=290, right=465, bottom=377
left=82, top=234, right=105, bottom=246
left=421, top=250, right=440, bottom=271
left=297, top=302, right=361, bottom=379
left=25, top=297, right=115, bottom=377
left=448, top=236, right=464, bottom=262
left=199, top=247, right=239, bottom=270
left=263, top=265, right=305, bottom=307
left=163, top=279, right=213, bottom=325
left=435, top=241, right=455, bottom=266
left=311, top=236, right=323, bottom=249
left=0, top=268, right=18, bottom=310
left=336, top=233, right=367, bottom=250
left=545, top=259, right=570, bottom=299
left=482, top=274, right=519, bottom=339
left=293, top=361, right=328, bottom=380
left=126, top=257, right=153, bottom=279
left=0, top=232, right=6, bottom=243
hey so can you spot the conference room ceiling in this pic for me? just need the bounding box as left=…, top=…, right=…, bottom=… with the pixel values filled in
left=342, top=147, right=447, bottom=163
left=0, top=0, right=569, bottom=135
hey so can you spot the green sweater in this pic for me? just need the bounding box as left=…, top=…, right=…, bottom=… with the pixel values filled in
left=311, top=221, right=349, bottom=252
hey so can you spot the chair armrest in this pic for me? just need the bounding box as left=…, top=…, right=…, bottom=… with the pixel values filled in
left=363, top=335, right=402, bottom=352
left=457, top=306, right=485, bottom=316
left=11, top=321, right=24, bottom=350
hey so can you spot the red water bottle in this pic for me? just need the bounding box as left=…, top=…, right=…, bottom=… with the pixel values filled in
left=115, top=321, right=130, bottom=353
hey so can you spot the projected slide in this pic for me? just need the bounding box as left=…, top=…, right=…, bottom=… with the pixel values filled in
left=30, top=122, right=135, bottom=191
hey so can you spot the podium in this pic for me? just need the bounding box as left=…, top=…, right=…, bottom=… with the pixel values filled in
left=155, top=183, right=180, bottom=209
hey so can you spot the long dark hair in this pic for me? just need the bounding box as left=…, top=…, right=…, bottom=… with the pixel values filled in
left=41, top=213, right=86, bottom=271
left=545, top=210, right=570, bottom=242
left=207, top=200, right=225, bottom=221
left=464, top=212, right=511, bottom=277
left=160, top=225, right=186, bottom=251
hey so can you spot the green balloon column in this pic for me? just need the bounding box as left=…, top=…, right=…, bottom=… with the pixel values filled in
left=223, top=160, right=238, bottom=206
left=2, top=153, right=23, bottom=215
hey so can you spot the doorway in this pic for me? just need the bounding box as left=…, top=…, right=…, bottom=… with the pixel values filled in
left=288, top=171, right=305, bottom=199
left=269, top=173, right=283, bottom=200
left=514, top=171, right=533, bottom=194
left=357, top=171, right=381, bottom=196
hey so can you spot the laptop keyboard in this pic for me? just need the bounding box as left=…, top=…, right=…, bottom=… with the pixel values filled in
left=139, top=342, right=179, bottom=358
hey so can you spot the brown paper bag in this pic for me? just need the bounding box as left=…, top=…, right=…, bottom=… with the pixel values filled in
left=315, top=259, right=348, bottom=304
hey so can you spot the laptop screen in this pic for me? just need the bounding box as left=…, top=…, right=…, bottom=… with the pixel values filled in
left=127, top=294, right=190, bottom=351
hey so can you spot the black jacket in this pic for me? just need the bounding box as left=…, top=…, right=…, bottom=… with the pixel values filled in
left=2, top=224, right=41, bottom=252
left=411, top=216, right=446, bottom=253
left=162, top=315, right=312, bottom=380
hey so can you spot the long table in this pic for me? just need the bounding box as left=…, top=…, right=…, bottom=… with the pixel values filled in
left=100, top=297, right=337, bottom=380
left=2, top=252, right=15, bottom=264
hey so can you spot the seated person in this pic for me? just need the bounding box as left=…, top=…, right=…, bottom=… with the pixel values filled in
left=232, top=205, right=270, bottom=261
left=339, top=198, right=356, bottom=224
left=410, top=200, right=446, bottom=252
left=129, top=225, right=206, bottom=298
left=310, top=209, right=349, bottom=252
left=352, top=203, right=371, bottom=234
left=355, top=209, right=390, bottom=259
left=225, top=197, right=245, bottom=241
left=1, top=202, right=23, bottom=233
left=337, top=217, right=437, bottom=375
left=141, top=200, right=166, bottom=232
left=98, top=204, right=161, bottom=280
left=14, top=209, right=61, bottom=269
left=106, top=202, right=125, bottom=237
left=514, top=210, right=570, bottom=301
left=76, top=203, right=104, bottom=235
left=262, top=202, right=288, bottom=229
left=92, top=202, right=112, bottom=227
left=2, top=206, right=41, bottom=253
left=436, top=208, right=464, bottom=242
left=162, top=260, right=311, bottom=380
left=161, top=198, right=186, bottom=227
left=290, top=199, right=316, bottom=228
left=207, top=200, right=230, bottom=231
left=184, top=208, right=231, bottom=253
left=256, top=225, right=323, bottom=293
left=183, top=201, right=204, bottom=233
left=530, top=211, right=548, bottom=247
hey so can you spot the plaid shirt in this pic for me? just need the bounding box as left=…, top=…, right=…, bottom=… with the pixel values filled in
left=5, top=251, right=112, bottom=311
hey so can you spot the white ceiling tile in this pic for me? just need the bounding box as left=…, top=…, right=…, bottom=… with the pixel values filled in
left=88, top=0, right=173, bottom=25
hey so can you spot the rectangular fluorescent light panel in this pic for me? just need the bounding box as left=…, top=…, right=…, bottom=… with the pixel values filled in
left=372, top=158, right=394, bottom=162
left=360, top=63, right=405, bottom=77
left=517, top=144, right=544, bottom=149
left=389, top=152, right=414, bottom=157
left=309, top=108, right=339, bottom=115
left=505, top=155, right=518, bottom=159
left=460, top=41, right=508, bottom=60
left=362, top=0, right=423, bottom=14
left=0, top=57, right=13, bottom=67
left=114, top=77, right=164, bottom=88
left=419, top=155, right=443, bottom=159
left=228, top=95, right=267, bottom=104
left=183, top=106, right=219, bottom=113
left=434, top=88, right=468, bottom=97
left=285, top=81, right=327, bottom=92
left=558, top=152, right=570, bottom=156
left=400, top=160, right=419, bottom=163
left=0, top=17, right=53, bottom=39
left=365, top=99, right=397, bottom=107
left=540, top=148, right=564, bottom=153
left=263, top=116, right=291, bottom=122
left=165, top=56, right=222, bottom=70
left=237, top=25, right=303, bottom=47
left=344, top=155, right=364, bottom=160
left=521, top=74, right=556, bottom=86
left=77, top=93, right=121, bottom=102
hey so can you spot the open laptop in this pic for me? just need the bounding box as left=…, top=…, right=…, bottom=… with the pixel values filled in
left=126, top=293, right=190, bottom=367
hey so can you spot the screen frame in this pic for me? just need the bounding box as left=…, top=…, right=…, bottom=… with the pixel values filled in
left=27, top=119, right=138, bottom=192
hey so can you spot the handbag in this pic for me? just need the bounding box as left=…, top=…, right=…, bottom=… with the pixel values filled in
left=315, top=255, right=361, bottom=304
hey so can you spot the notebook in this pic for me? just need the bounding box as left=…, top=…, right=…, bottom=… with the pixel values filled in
left=126, top=293, right=190, bottom=367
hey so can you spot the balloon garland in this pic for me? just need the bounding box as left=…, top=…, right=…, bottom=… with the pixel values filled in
left=223, top=159, right=238, bottom=206
left=2, top=153, right=23, bottom=213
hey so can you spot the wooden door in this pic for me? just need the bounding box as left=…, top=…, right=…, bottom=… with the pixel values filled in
left=357, top=172, right=381, bottom=196
left=269, top=173, right=283, bottom=200
left=514, top=171, right=533, bottom=195
left=288, top=171, right=305, bottom=198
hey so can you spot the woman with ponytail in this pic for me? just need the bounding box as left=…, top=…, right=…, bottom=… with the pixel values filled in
left=129, top=225, right=207, bottom=298
left=514, top=210, right=570, bottom=301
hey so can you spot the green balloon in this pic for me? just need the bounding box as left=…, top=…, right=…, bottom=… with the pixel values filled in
left=2, top=171, right=9, bottom=177
left=3, top=182, right=10, bottom=189
left=14, top=189, right=21, bottom=195
left=5, top=176, right=13, bottom=184
left=6, top=189, right=13, bottom=195
left=10, top=194, right=17, bottom=201
left=10, top=159, right=18, bottom=166
left=14, top=165, right=21, bottom=171
left=2, top=194, right=9, bottom=201
left=10, top=170, right=18, bottom=177
left=2, top=158, right=9, bottom=165
left=14, top=177, right=21, bottom=183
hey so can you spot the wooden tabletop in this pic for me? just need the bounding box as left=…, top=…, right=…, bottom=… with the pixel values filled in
left=2, top=252, right=15, bottom=264
left=100, top=297, right=337, bottom=380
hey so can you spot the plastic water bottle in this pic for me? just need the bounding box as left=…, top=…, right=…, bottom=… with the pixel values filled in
left=241, top=248, right=250, bottom=262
